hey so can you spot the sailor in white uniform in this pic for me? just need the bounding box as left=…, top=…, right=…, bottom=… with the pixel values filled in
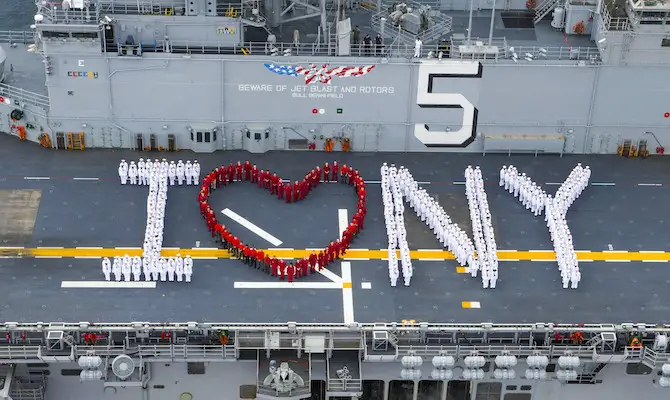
left=137, top=158, right=146, bottom=185
left=128, top=161, right=137, bottom=185
left=118, top=160, right=128, bottom=185
left=121, top=255, right=131, bottom=281
left=132, top=256, right=142, bottom=281
left=159, top=257, right=168, bottom=281
left=185, top=161, right=193, bottom=185
left=101, top=257, right=111, bottom=281
left=192, top=161, right=201, bottom=185
left=142, top=257, right=151, bottom=282
left=167, top=257, right=176, bottom=282
left=112, top=257, right=122, bottom=281
left=151, top=257, right=159, bottom=281
left=413, top=37, right=422, bottom=58
left=168, top=161, right=177, bottom=186
left=176, top=160, right=185, bottom=185
left=183, top=255, right=192, bottom=282
left=161, top=158, right=168, bottom=174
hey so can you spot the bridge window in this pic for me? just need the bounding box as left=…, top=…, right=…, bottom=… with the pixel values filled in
left=447, top=380, right=471, bottom=400
left=196, top=131, right=203, bottom=143
left=362, top=380, right=384, bottom=399
left=204, top=131, right=211, bottom=142
left=475, top=382, right=502, bottom=400
left=418, top=380, right=443, bottom=399
left=388, top=380, right=414, bottom=400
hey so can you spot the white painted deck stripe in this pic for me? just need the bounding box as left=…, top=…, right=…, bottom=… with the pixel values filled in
left=38, top=247, right=64, bottom=249
left=638, top=183, right=662, bottom=187
left=234, top=282, right=341, bottom=289
left=338, top=209, right=349, bottom=240
left=317, top=267, right=343, bottom=283
left=468, top=301, right=482, bottom=309
left=604, top=260, right=631, bottom=262
left=23, top=177, right=50, bottom=180
left=452, top=181, right=465, bottom=185
left=545, top=182, right=562, bottom=186
left=221, top=208, right=283, bottom=247
left=642, top=260, right=668, bottom=263
left=418, top=259, right=444, bottom=261
left=76, top=247, right=103, bottom=249
left=74, top=256, right=102, bottom=259
left=61, top=281, right=156, bottom=289
left=72, top=177, right=100, bottom=181
left=361, top=282, right=372, bottom=289
left=341, top=262, right=355, bottom=324
left=343, top=257, right=371, bottom=261
left=35, top=256, right=62, bottom=259
left=591, top=182, right=616, bottom=186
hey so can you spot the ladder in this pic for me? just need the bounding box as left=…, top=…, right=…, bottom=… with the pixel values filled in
left=67, top=132, right=85, bottom=150
left=534, top=0, right=560, bottom=24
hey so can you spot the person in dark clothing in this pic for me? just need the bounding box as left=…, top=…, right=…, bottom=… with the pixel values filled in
left=363, top=34, right=372, bottom=56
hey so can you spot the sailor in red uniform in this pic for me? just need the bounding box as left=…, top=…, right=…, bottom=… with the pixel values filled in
left=317, top=251, right=325, bottom=270
left=349, top=169, right=358, bottom=185
left=300, top=178, right=309, bottom=200
left=332, top=161, right=339, bottom=181
left=244, top=160, right=252, bottom=181
left=264, top=170, right=272, bottom=190
left=278, top=259, right=287, bottom=280
left=270, top=257, right=279, bottom=276
left=284, top=183, right=292, bottom=203
left=235, top=161, right=243, bottom=181
left=353, top=211, right=364, bottom=230
left=250, top=248, right=258, bottom=268
left=293, top=181, right=301, bottom=202
left=251, top=165, right=259, bottom=183
left=334, top=239, right=341, bottom=259
left=227, top=163, right=235, bottom=183
left=258, top=170, right=266, bottom=188
left=287, top=263, right=295, bottom=283
left=314, top=166, right=321, bottom=185
left=243, top=246, right=251, bottom=264
left=256, top=249, right=265, bottom=272
left=340, top=164, right=349, bottom=183
left=309, top=252, right=317, bottom=272
left=277, top=179, right=284, bottom=200
left=271, top=173, right=279, bottom=194
left=323, top=163, right=330, bottom=182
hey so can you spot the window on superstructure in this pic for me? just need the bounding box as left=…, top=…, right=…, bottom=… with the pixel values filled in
left=205, top=132, right=211, bottom=142
left=72, top=32, right=98, bottom=39
left=417, top=380, right=443, bottom=399
left=475, top=382, right=502, bottom=400
left=446, top=381, right=471, bottom=400
left=662, top=38, right=670, bottom=47
left=504, top=395, right=531, bottom=400
left=196, top=132, right=203, bottom=143
left=42, top=31, right=69, bottom=39
left=388, top=380, right=414, bottom=400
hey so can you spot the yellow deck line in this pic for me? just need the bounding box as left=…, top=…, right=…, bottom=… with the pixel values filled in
left=0, top=248, right=669, bottom=262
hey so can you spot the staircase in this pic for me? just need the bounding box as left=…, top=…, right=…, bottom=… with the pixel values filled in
left=67, top=132, right=85, bottom=150
left=568, top=363, right=607, bottom=384
left=642, top=348, right=657, bottom=369
left=534, top=0, right=560, bottom=24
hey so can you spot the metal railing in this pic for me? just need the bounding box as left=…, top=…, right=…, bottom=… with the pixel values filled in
left=74, top=344, right=236, bottom=360
left=98, top=0, right=188, bottom=16
left=0, top=83, right=50, bottom=110
left=37, top=5, right=98, bottom=25
left=256, top=385, right=311, bottom=397
left=0, top=30, right=34, bottom=44
left=371, top=1, right=453, bottom=45
left=600, top=1, right=632, bottom=31
left=327, top=377, right=362, bottom=392
left=0, top=346, right=41, bottom=360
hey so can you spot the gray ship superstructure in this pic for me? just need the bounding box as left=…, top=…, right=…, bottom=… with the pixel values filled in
left=0, top=0, right=669, bottom=154
left=1, top=1, right=670, bottom=400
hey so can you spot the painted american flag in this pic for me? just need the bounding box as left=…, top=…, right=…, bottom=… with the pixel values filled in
left=263, top=63, right=375, bottom=85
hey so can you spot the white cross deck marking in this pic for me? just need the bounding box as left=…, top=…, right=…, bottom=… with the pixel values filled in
left=61, top=281, right=156, bottom=289
left=221, top=208, right=283, bottom=247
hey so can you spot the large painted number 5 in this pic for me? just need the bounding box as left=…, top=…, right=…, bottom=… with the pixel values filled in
left=414, top=61, right=483, bottom=148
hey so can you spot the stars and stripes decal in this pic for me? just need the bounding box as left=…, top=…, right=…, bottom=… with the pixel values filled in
left=263, top=63, right=375, bottom=85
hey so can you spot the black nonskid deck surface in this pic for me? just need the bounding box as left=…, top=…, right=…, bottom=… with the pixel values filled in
left=1, top=136, right=669, bottom=323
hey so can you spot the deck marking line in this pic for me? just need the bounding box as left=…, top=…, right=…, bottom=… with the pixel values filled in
left=530, top=259, right=555, bottom=262
left=418, top=258, right=444, bottom=261
left=0, top=246, right=23, bottom=249
left=604, top=259, right=631, bottom=262
left=545, top=182, right=562, bottom=186
left=35, top=256, right=62, bottom=259
left=268, top=248, right=293, bottom=251
left=640, top=251, right=665, bottom=254
left=338, top=209, right=349, bottom=241
left=61, top=281, right=156, bottom=289
left=456, top=267, right=467, bottom=274
left=591, top=182, right=616, bottom=186
left=76, top=247, right=103, bottom=249
left=222, top=208, right=283, bottom=247
left=500, top=259, right=520, bottom=262
left=361, top=282, right=372, bottom=289
left=642, top=260, right=668, bottom=263
left=234, top=282, right=341, bottom=289
left=191, top=256, right=218, bottom=260
left=417, top=249, right=443, bottom=252
left=23, top=177, right=50, bottom=180
left=452, top=181, right=465, bottom=185
left=638, top=183, right=662, bottom=187
left=341, top=261, right=355, bottom=324
left=72, top=177, right=100, bottom=181
left=114, top=247, right=141, bottom=250
left=74, top=256, right=102, bottom=259
left=38, top=247, right=64, bottom=249
left=580, top=260, right=594, bottom=262
left=343, top=257, right=371, bottom=261
left=317, top=267, right=343, bottom=283
left=462, top=301, right=481, bottom=309
left=604, top=250, right=628, bottom=253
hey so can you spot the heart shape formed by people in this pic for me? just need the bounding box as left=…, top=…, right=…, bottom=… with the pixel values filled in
left=197, top=161, right=367, bottom=282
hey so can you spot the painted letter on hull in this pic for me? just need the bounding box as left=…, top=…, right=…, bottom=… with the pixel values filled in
left=414, top=61, right=483, bottom=148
